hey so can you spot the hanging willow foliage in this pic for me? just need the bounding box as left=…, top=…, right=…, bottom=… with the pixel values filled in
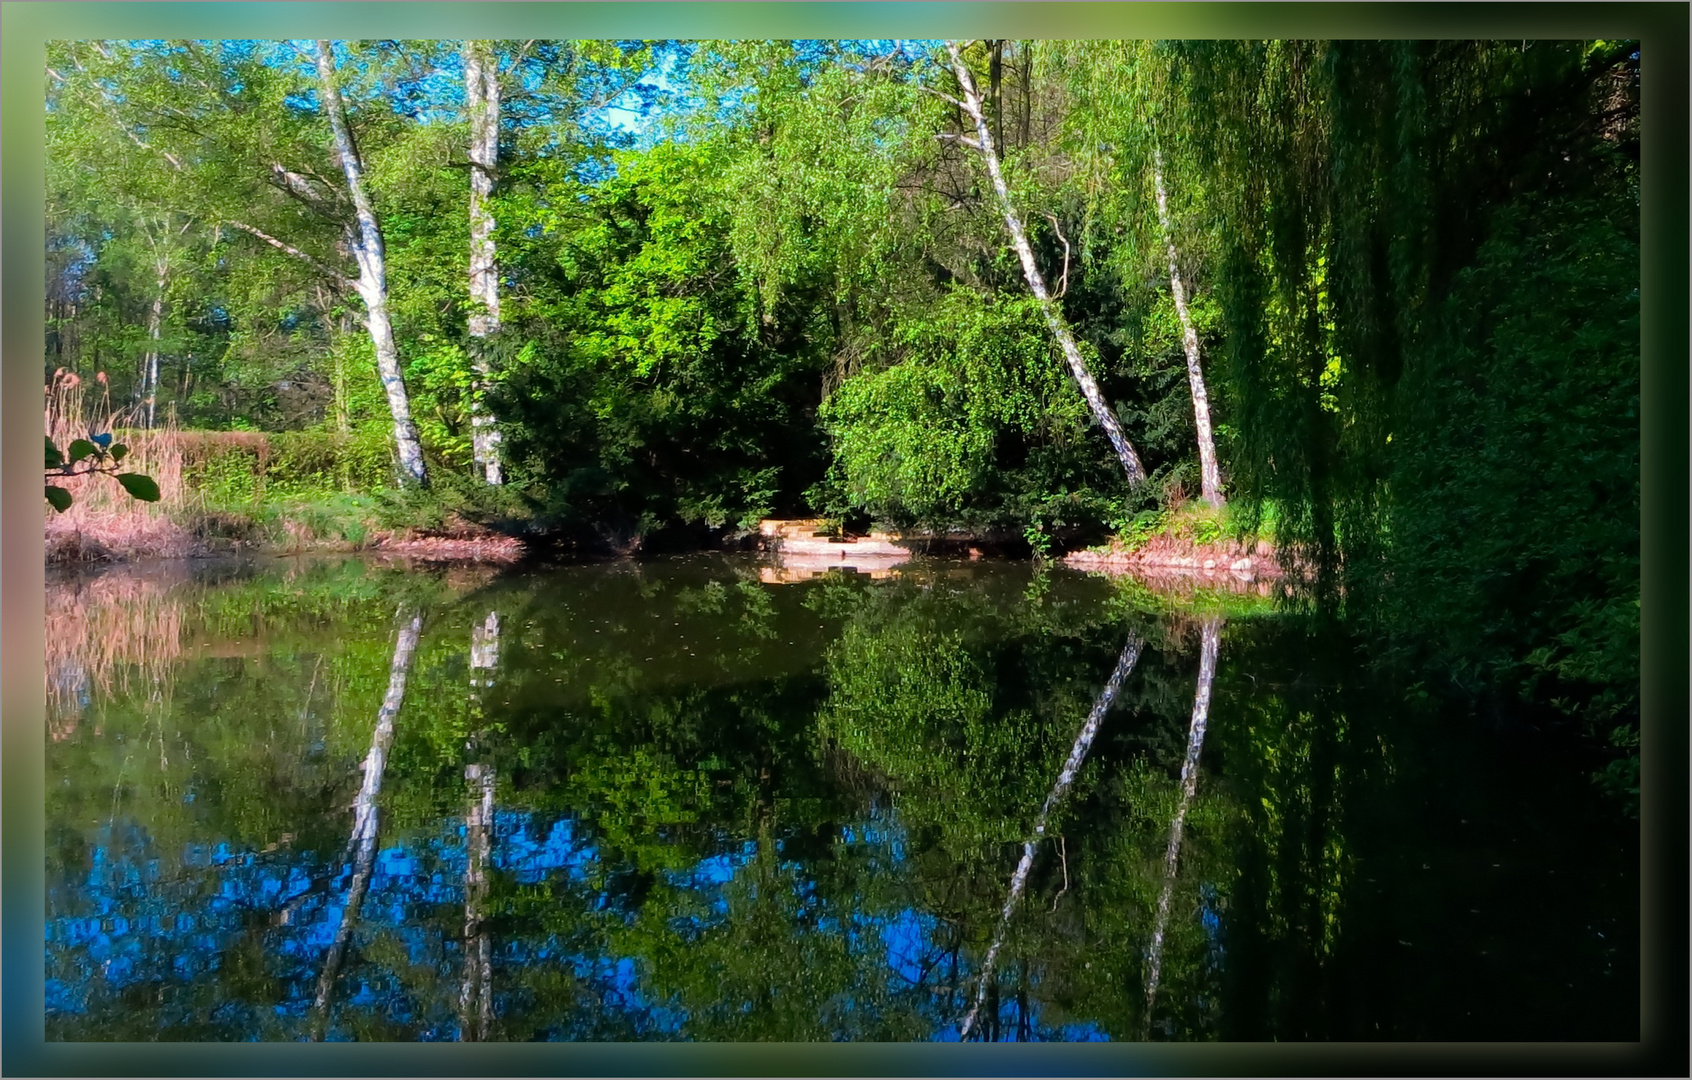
left=1166, top=40, right=1638, bottom=611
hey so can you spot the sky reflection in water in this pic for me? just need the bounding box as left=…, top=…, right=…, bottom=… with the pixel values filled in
left=45, top=554, right=1637, bottom=1041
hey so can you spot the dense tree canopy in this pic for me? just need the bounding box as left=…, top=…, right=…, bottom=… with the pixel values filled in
left=46, top=38, right=1639, bottom=739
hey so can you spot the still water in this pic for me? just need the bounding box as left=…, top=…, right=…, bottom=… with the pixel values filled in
left=45, top=554, right=1637, bottom=1042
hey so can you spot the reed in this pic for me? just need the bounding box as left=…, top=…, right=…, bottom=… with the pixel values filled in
left=45, top=369, right=193, bottom=562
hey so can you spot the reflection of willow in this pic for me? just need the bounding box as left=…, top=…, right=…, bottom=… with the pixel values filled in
left=460, top=611, right=499, bottom=1042
left=1141, top=616, right=1222, bottom=1038
left=958, top=634, right=1145, bottom=1041
left=310, top=609, right=422, bottom=1042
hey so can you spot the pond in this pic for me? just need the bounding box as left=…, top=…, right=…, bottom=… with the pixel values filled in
left=44, top=553, right=1637, bottom=1042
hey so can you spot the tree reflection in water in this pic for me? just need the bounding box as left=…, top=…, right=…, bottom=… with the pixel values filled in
left=311, top=609, right=421, bottom=1041
left=460, top=610, right=499, bottom=1041
left=41, top=557, right=1638, bottom=1042
left=1142, top=616, right=1221, bottom=1037
left=959, top=634, right=1144, bottom=1040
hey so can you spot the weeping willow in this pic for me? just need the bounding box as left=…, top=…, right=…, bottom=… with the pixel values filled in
left=1170, top=39, right=1637, bottom=628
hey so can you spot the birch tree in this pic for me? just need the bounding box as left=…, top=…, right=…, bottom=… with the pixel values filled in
left=1152, top=144, right=1224, bottom=506
left=312, top=40, right=428, bottom=487
left=942, top=40, right=1148, bottom=488
left=49, top=40, right=430, bottom=485
left=464, top=41, right=504, bottom=485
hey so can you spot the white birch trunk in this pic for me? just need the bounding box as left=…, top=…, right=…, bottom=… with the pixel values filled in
left=465, top=41, right=503, bottom=486
left=1142, top=616, right=1221, bottom=1035
left=959, top=635, right=1145, bottom=1040
left=1152, top=147, right=1224, bottom=507
left=143, top=261, right=165, bottom=429
left=946, top=42, right=1146, bottom=487
left=313, top=40, right=428, bottom=488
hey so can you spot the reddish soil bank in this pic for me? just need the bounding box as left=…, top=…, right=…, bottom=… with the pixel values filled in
left=1061, top=536, right=1286, bottom=580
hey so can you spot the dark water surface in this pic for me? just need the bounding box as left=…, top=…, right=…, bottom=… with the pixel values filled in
left=45, top=554, right=1637, bottom=1042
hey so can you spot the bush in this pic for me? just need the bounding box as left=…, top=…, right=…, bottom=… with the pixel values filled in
left=175, top=427, right=393, bottom=504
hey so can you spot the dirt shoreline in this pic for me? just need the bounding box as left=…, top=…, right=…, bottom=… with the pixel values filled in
left=1059, top=535, right=1287, bottom=580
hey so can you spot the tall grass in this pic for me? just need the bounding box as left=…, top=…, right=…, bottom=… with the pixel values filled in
left=45, top=369, right=193, bottom=562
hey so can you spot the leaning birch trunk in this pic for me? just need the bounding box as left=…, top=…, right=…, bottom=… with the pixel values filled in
left=311, top=609, right=423, bottom=1041
left=959, top=635, right=1145, bottom=1040
left=464, top=41, right=503, bottom=486
left=460, top=610, right=499, bottom=1041
left=313, top=40, right=428, bottom=488
left=1152, top=146, right=1223, bottom=507
left=1141, top=616, right=1221, bottom=1036
left=142, top=261, right=165, bottom=429
left=945, top=42, right=1146, bottom=487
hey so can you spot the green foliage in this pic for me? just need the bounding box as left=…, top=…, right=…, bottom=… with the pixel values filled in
left=820, top=291, right=1110, bottom=531
left=179, top=428, right=393, bottom=505
left=494, top=139, right=833, bottom=535
left=1383, top=195, right=1639, bottom=733
left=44, top=433, right=158, bottom=512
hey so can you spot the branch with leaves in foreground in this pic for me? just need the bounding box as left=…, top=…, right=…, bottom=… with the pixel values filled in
left=44, top=434, right=159, bottom=512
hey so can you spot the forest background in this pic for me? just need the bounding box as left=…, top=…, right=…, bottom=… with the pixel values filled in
left=41, top=36, right=1639, bottom=785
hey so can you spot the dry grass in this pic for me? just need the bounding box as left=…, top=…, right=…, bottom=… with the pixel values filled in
left=45, top=369, right=195, bottom=562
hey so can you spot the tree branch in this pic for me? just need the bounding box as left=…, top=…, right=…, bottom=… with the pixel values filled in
left=224, top=220, right=356, bottom=292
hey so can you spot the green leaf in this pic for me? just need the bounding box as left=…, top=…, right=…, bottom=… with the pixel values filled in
left=67, top=439, right=97, bottom=465
left=115, top=472, right=161, bottom=502
left=45, top=437, right=62, bottom=470
left=45, top=485, right=73, bottom=513
left=110, top=444, right=130, bottom=462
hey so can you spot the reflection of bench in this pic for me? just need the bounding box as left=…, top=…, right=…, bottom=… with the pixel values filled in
left=759, top=560, right=905, bottom=584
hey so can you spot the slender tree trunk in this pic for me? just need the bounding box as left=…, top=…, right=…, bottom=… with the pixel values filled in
left=143, top=261, right=165, bottom=429
left=464, top=41, right=504, bottom=486
left=460, top=610, right=499, bottom=1041
left=311, top=609, right=422, bottom=1041
left=1152, top=146, right=1223, bottom=507
left=959, top=635, right=1144, bottom=1040
left=1142, top=616, right=1222, bottom=1037
left=945, top=42, right=1147, bottom=487
left=312, top=40, right=428, bottom=488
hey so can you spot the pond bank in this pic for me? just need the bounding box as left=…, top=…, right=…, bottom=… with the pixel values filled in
left=1061, top=535, right=1286, bottom=582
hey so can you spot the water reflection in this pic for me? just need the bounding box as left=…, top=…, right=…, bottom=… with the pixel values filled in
left=312, top=609, right=420, bottom=1040
left=1142, top=616, right=1220, bottom=1037
left=43, top=555, right=1638, bottom=1042
left=959, top=634, right=1144, bottom=1040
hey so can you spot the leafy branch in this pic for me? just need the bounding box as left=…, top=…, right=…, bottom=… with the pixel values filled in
left=44, top=434, right=159, bottom=512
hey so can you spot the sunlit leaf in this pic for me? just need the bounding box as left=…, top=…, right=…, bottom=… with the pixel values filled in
left=116, top=472, right=161, bottom=502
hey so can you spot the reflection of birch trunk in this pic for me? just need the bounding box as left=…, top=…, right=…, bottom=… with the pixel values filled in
left=944, top=41, right=1147, bottom=487
left=459, top=760, right=495, bottom=1040
left=311, top=610, right=422, bottom=1041
left=959, top=635, right=1144, bottom=1040
left=460, top=610, right=499, bottom=1041
left=1142, top=616, right=1222, bottom=1037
